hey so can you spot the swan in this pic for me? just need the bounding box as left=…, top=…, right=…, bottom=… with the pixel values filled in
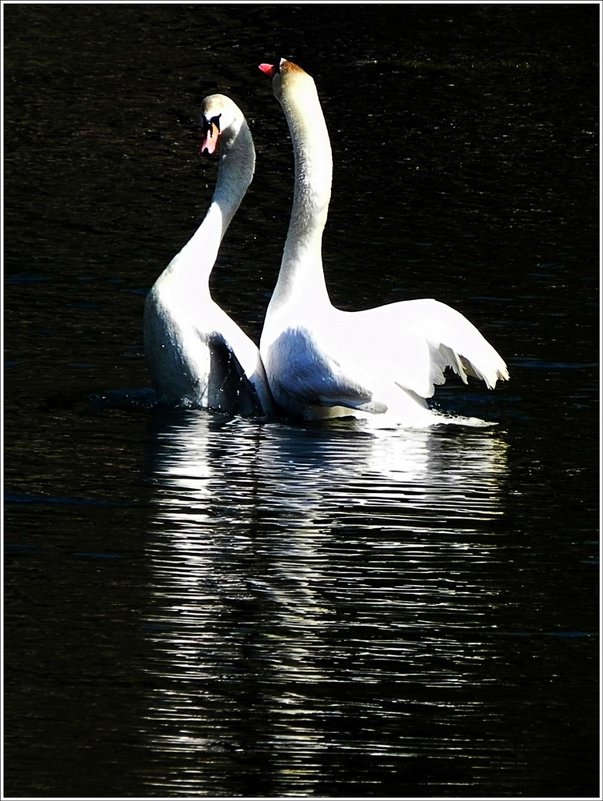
left=143, top=94, right=274, bottom=416
left=258, top=58, right=509, bottom=425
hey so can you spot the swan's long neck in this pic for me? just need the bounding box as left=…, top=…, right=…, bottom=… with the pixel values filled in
left=272, top=77, right=333, bottom=308
left=167, top=120, right=255, bottom=287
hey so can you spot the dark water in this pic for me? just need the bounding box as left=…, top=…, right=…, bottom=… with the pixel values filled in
left=3, top=4, right=599, bottom=799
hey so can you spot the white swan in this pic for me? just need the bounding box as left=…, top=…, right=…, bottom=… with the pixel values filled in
left=258, top=59, right=509, bottom=425
left=144, top=94, right=274, bottom=416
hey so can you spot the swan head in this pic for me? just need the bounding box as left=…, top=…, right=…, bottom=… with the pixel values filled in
left=199, top=94, right=248, bottom=156
left=258, top=58, right=315, bottom=105
left=259, top=57, right=332, bottom=209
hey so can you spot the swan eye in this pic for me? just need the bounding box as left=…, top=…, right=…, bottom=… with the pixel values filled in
left=202, top=113, right=221, bottom=138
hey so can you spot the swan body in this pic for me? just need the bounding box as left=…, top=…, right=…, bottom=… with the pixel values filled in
left=144, top=94, right=273, bottom=416
left=259, top=59, right=508, bottom=425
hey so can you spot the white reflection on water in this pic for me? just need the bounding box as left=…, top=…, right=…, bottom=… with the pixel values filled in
left=140, top=411, right=509, bottom=796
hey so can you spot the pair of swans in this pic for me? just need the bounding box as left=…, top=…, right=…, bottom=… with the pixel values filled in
left=144, top=58, right=508, bottom=426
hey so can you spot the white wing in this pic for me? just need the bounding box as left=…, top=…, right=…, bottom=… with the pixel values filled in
left=267, top=326, right=387, bottom=413
left=351, top=298, right=509, bottom=399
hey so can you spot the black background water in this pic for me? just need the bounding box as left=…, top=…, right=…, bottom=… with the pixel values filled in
left=3, top=4, right=599, bottom=798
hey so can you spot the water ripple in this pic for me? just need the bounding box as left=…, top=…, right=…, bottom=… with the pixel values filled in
left=136, top=411, right=513, bottom=796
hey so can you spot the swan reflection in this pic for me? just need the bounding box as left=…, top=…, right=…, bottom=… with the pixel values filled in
left=141, top=411, right=509, bottom=796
